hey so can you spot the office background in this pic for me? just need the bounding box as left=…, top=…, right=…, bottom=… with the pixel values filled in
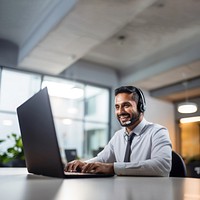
left=0, top=0, right=200, bottom=177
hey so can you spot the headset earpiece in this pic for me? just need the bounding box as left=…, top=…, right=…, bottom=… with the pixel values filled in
left=135, top=88, right=146, bottom=113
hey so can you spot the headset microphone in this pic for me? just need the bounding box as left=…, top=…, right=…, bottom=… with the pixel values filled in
left=124, top=121, right=131, bottom=125
left=121, top=112, right=141, bottom=127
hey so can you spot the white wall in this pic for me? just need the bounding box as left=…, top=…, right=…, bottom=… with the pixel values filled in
left=143, top=91, right=176, bottom=149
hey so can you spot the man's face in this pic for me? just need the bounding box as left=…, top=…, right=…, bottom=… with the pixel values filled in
left=115, top=92, right=139, bottom=127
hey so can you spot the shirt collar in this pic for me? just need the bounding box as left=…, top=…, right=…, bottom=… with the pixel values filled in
left=123, top=118, right=147, bottom=136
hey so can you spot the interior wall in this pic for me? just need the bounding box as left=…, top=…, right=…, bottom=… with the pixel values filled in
left=143, top=91, right=176, bottom=150
left=61, top=59, right=119, bottom=88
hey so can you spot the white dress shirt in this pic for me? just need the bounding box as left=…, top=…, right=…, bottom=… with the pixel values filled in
left=87, top=118, right=172, bottom=177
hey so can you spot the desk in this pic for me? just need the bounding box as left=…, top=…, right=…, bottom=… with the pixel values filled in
left=0, top=168, right=199, bottom=200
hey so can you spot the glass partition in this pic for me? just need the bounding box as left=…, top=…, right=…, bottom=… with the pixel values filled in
left=0, top=69, right=41, bottom=112
left=0, top=69, right=41, bottom=137
left=42, top=76, right=110, bottom=160
left=0, top=68, right=110, bottom=162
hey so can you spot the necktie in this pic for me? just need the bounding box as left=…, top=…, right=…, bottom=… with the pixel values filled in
left=124, top=133, right=135, bottom=162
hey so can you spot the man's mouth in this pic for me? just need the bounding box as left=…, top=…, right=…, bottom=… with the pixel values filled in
left=118, top=114, right=130, bottom=122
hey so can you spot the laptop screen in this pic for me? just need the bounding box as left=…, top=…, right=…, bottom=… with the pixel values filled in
left=17, top=87, right=65, bottom=178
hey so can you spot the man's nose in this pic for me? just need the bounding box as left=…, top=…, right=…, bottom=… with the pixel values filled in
left=117, top=106, right=125, bottom=114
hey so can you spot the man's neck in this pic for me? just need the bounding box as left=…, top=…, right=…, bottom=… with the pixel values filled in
left=126, top=115, right=143, bottom=134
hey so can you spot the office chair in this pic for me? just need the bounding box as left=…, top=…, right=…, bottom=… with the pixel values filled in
left=169, top=151, right=187, bottom=177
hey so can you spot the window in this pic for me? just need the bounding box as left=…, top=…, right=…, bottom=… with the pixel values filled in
left=84, top=85, right=109, bottom=123
left=42, top=76, right=110, bottom=159
left=0, top=69, right=41, bottom=112
left=0, top=69, right=41, bottom=152
left=85, top=96, right=96, bottom=116
left=84, top=122, right=109, bottom=157
left=0, top=69, right=110, bottom=160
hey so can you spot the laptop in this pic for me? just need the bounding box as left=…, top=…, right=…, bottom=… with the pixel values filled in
left=16, top=87, right=113, bottom=178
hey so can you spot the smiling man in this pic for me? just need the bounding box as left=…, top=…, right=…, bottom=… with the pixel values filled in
left=65, top=86, right=172, bottom=176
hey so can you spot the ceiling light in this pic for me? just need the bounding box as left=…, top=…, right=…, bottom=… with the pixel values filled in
left=180, top=116, right=200, bottom=123
left=42, top=81, right=73, bottom=98
left=177, top=80, right=198, bottom=114
left=70, top=87, right=84, bottom=99
left=2, top=120, right=13, bottom=126
left=177, top=102, right=198, bottom=114
left=42, top=81, right=84, bottom=99
left=68, top=107, right=78, bottom=114
left=62, top=119, right=72, bottom=125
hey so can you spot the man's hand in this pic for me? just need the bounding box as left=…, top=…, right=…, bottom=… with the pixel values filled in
left=65, top=160, right=115, bottom=175
left=64, top=160, right=86, bottom=172
left=81, top=162, right=114, bottom=174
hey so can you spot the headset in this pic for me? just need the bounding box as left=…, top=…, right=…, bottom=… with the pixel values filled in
left=115, top=86, right=146, bottom=113
left=134, top=87, right=146, bottom=113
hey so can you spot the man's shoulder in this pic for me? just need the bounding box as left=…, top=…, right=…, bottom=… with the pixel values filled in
left=145, top=119, right=166, bottom=129
left=150, top=122, right=166, bottom=129
left=144, top=121, right=168, bottom=134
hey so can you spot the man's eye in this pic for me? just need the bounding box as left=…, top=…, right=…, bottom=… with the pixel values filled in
left=124, top=104, right=130, bottom=108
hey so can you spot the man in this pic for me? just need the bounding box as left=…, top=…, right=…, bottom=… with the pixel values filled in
left=65, top=86, right=172, bottom=176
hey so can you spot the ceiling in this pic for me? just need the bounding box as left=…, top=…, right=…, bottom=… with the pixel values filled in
left=0, top=0, right=200, bottom=102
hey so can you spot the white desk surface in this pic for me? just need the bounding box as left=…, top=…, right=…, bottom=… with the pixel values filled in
left=0, top=168, right=199, bottom=200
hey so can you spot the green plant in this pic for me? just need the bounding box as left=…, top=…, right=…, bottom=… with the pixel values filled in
left=0, top=133, right=25, bottom=164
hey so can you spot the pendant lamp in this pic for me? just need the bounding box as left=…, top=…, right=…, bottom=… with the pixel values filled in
left=178, top=102, right=198, bottom=113
left=177, top=81, right=198, bottom=114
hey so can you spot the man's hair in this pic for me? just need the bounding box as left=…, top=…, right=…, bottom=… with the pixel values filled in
left=115, top=86, right=146, bottom=113
left=115, top=86, right=139, bottom=103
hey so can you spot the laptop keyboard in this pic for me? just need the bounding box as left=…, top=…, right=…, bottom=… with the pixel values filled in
left=64, top=171, right=95, bottom=176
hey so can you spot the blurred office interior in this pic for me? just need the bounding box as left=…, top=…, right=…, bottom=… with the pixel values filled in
left=0, top=0, right=199, bottom=177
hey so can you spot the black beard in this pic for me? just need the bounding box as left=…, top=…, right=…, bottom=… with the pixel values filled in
left=118, top=112, right=140, bottom=127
